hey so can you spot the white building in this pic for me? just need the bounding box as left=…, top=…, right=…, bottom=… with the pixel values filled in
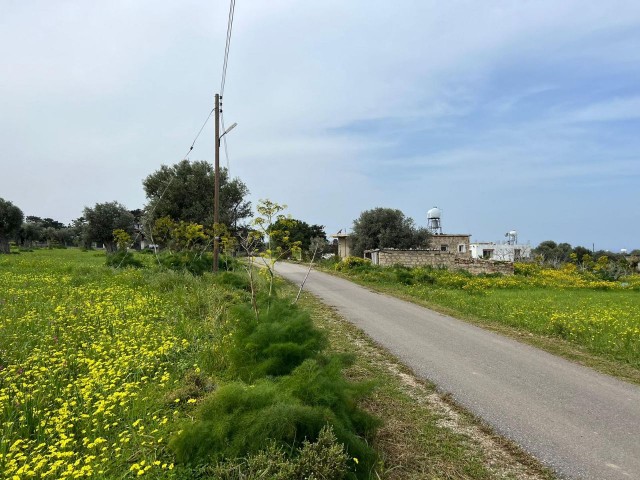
left=469, top=242, right=532, bottom=261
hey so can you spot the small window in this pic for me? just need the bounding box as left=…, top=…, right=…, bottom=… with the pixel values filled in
left=458, top=244, right=466, bottom=253
left=482, top=249, right=494, bottom=259
left=441, top=245, right=448, bottom=252
left=514, top=249, right=521, bottom=260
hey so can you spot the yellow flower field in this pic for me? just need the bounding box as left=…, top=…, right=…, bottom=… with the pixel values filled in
left=0, top=251, right=203, bottom=479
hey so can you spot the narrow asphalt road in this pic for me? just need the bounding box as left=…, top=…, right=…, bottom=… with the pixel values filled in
left=276, top=263, right=640, bottom=480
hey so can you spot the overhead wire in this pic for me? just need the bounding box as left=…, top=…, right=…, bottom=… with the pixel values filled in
left=220, top=0, right=236, bottom=97
left=117, top=102, right=216, bottom=268
left=219, top=0, right=237, bottom=171
left=184, top=107, right=216, bottom=159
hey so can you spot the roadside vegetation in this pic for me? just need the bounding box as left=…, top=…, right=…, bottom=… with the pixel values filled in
left=327, top=257, right=640, bottom=380
left=0, top=246, right=379, bottom=479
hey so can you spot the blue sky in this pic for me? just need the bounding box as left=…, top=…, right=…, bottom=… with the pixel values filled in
left=1, top=1, right=639, bottom=250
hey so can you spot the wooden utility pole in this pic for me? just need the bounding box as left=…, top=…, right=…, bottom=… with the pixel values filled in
left=213, top=93, right=220, bottom=273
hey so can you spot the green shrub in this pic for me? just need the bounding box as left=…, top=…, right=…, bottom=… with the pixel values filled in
left=294, top=424, right=350, bottom=479
left=335, top=256, right=372, bottom=271
left=158, top=252, right=238, bottom=275
left=282, top=356, right=379, bottom=472
left=413, top=267, right=436, bottom=284
left=105, top=250, right=143, bottom=268
left=170, top=380, right=327, bottom=463
left=393, top=268, right=414, bottom=285
left=213, top=271, right=252, bottom=292
left=514, top=262, right=540, bottom=276
left=226, top=299, right=327, bottom=380
left=170, top=358, right=378, bottom=478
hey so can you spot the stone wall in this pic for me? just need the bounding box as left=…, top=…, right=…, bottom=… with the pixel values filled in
left=378, top=249, right=456, bottom=268
left=374, top=249, right=514, bottom=275
left=453, top=257, right=514, bottom=275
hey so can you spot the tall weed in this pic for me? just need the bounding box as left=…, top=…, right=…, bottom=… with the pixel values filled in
left=225, top=298, right=327, bottom=381
left=170, top=357, right=378, bottom=478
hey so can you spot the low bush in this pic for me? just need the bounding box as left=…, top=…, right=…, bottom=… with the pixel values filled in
left=393, top=268, right=414, bottom=285
left=170, top=357, right=377, bottom=478
left=158, top=252, right=239, bottom=275
left=225, top=298, right=327, bottom=381
left=413, top=267, right=436, bottom=284
left=335, top=256, right=372, bottom=272
left=105, top=250, right=143, bottom=268
left=514, top=262, right=540, bottom=276
left=212, top=271, right=252, bottom=292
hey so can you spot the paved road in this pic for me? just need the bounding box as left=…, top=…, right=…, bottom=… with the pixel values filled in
left=276, top=263, right=640, bottom=480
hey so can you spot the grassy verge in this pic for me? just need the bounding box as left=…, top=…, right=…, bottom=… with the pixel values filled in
left=286, top=281, right=556, bottom=480
left=317, top=259, right=640, bottom=385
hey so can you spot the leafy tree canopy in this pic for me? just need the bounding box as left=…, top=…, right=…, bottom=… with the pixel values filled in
left=351, top=207, right=430, bottom=257
left=0, top=198, right=24, bottom=253
left=83, top=201, right=134, bottom=253
left=268, top=218, right=326, bottom=255
left=143, top=160, right=251, bottom=231
left=532, top=240, right=573, bottom=264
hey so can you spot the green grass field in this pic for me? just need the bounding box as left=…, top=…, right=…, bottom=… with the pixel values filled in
left=331, top=260, right=640, bottom=375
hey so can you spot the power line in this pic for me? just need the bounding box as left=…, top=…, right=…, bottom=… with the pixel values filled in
left=220, top=0, right=236, bottom=97
left=184, top=107, right=215, bottom=159
left=219, top=0, right=237, bottom=172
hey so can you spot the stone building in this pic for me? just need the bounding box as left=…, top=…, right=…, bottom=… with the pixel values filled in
left=429, top=234, right=471, bottom=257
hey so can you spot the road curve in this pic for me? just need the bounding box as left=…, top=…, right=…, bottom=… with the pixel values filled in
left=276, top=262, right=640, bottom=480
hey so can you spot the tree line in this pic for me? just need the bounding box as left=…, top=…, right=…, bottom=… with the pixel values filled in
left=0, top=160, right=329, bottom=258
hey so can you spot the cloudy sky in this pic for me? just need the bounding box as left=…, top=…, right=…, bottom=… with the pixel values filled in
left=2, top=1, right=639, bottom=250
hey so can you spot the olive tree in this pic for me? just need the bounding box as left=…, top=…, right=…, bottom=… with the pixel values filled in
left=351, top=207, right=430, bottom=257
left=143, top=160, right=251, bottom=232
left=0, top=198, right=24, bottom=253
left=83, top=202, right=134, bottom=253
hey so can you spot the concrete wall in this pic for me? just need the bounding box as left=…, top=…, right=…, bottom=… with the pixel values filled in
left=372, top=249, right=514, bottom=275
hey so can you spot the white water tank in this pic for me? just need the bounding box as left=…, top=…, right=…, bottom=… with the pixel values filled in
left=427, top=207, right=441, bottom=219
